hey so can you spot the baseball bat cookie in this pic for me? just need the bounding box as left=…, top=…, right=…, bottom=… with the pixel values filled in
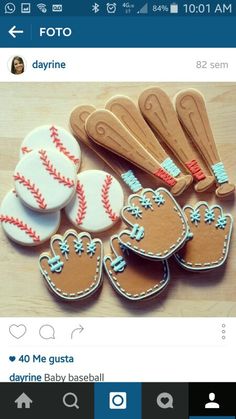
left=14, top=148, right=77, bottom=213
left=20, top=125, right=81, bottom=172
left=106, top=95, right=192, bottom=191
left=0, top=190, right=60, bottom=246
left=175, top=202, right=233, bottom=271
left=104, top=235, right=170, bottom=301
left=175, top=89, right=235, bottom=198
left=70, top=105, right=143, bottom=193
left=139, top=87, right=215, bottom=192
left=85, top=109, right=188, bottom=196
left=39, top=229, right=103, bottom=301
left=65, top=169, right=124, bottom=233
left=118, top=187, right=188, bottom=260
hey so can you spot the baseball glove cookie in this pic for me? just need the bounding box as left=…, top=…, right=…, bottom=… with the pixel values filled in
left=118, top=188, right=188, bottom=260
left=104, top=235, right=170, bottom=301
left=39, top=229, right=103, bottom=301
left=175, top=202, right=233, bottom=271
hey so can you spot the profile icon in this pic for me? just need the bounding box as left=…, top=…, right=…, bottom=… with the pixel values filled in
left=11, top=56, right=25, bottom=75
left=205, top=392, right=220, bottom=409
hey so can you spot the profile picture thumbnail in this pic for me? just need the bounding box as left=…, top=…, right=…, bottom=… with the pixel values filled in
left=10, top=56, right=25, bottom=75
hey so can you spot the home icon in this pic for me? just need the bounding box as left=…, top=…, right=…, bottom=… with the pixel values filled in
left=14, top=392, right=33, bottom=409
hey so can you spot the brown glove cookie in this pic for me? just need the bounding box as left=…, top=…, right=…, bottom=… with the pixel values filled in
left=104, top=235, right=170, bottom=301
left=118, top=187, right=188, bottom=260
left=175, top=202, right=233, bottom=271
left=39, top=229, right=103, bottom=301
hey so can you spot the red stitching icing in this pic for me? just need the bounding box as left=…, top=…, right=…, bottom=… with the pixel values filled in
left=0, top=215, right=40, bottom=243
left=50, top=125, right=80, bottom=165
left=13, top=172, right=47, bottom=209
left=153, top=168, right=177, bottom=186
left=185, top=159, right=206, bottom=181
left=76, top=181, right=87, bottom=225
left=101, top=175, right=118, bottom=222
left=39, top=149, right=75, bottom=188
left=21, top=146, right=32, bottom=154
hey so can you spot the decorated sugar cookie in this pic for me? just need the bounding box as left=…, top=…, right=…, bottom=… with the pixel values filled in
left=65, top=170, right=124, bottom=233
left=175, top=202, right=233, bottom=271
left=20, top=125, right=81, bottom=171
left=0, top=190, right=60, bottom=246
left=14, top=148, right=77, bottom=212
left=39, top=229, right=103, bottom=301
left=118, top=188, right=188, bottom=260
left=104, top=235, right=170, bottom=301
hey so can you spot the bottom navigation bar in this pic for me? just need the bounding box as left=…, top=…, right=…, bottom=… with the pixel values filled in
left=1, top=382, right=235, bottom=418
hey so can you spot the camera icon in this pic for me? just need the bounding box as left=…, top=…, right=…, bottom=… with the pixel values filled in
left=109, top=392, right=127, bottom=409
left=106, top=3, right=117, bottom=13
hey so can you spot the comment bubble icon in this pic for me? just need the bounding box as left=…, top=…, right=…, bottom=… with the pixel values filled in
left=39, top=324, right=55, bottom=340
left=156, top=392, right=174, bottom=409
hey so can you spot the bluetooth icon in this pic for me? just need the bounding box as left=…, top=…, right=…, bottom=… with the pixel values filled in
left=92, top=3, right=100, bottom=13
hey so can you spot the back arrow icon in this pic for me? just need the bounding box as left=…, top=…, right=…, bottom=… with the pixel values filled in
left=9, top=25, right=24, bottom=38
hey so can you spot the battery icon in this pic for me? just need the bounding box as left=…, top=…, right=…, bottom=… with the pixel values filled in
left=170, top=3, right=178, bottom=13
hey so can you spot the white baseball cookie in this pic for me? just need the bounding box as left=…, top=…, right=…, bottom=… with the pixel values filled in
left=14, top=148, right=77, bottom=212
left=20, top=125, right=81, bottom=171
left=65, top=170, right=124, bottom=233
left=0, top=190, right=60, bottom=246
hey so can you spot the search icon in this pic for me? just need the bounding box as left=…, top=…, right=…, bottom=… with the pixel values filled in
left=63, top=392, right=79, bottom=409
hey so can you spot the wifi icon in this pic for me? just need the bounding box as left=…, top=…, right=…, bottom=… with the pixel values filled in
left=37, top=3, right=47, bottom=13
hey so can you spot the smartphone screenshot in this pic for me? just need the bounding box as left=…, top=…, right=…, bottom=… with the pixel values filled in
left=0, top=0, right=235, bottom=417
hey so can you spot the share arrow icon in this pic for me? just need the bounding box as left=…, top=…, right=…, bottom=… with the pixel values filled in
left=8, top=25, right=24, bottom=38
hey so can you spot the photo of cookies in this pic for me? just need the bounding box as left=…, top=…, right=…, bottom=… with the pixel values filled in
left=0, top=82, right=235, bottom=317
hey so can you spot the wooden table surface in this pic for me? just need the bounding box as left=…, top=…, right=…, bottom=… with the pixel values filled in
left=0, top=82, right=235, bottom=317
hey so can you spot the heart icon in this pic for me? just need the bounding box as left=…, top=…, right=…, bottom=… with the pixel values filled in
left=9, top=324, right=27, bottom=339
left=9, top=356, right=16, bottom=362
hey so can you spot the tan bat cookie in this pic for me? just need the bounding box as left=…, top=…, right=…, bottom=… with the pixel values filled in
left=104, top=235, right=170, bottom=301
left=175, top=202, right=233, bottom=271
left=105, top=95, right=192, bottom=191
left=39, top=230, right=103, bottom=301
left=70, top=105, right=143, bottom=193
left=139, top=87, right=215, bottom=192
left=118, top=187, right=188, bottom=260
left=85, top=109, right=188, bottom=196
left=175, top=89, right=235, bottom=198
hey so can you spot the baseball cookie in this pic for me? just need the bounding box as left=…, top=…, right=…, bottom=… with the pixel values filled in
left=65, top=170, right=124, bottom=233
left=39, top=229, right=103, bottom=301
left=104, top=235, right=170, bottom=301
left=14, top=148, right=77, bottom=212
left=20, top=125, right=81, bottom=171
left=175, top=202, right=233, bottom=271
left=0, top=190, right=60, bottom=246
left=118, top=187, right=188, bottom=260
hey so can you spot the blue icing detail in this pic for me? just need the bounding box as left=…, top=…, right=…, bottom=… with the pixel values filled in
left=161, top=157, right=181, bottom=177
left=130, top=224, right=145, bottom=241
left=127, top=204, right=142, bottom=219
left=59, top=240, right=69, bottom=259
left=190, top=208, right=201, bottom=225
left=215, top=215, right=227, bottom=230
left=87, top=241, right=96, bottom=257
left=139, top=195, right=153, bottom=210
left=48, top=255, right=64, bottom=273
left=204, top=208, right=215, bottom=224
left=74, top=238, right=84, bottom=255
left=153, top=191, right=165, bottom=206
left=121, top=170, right=142, bottom=192
left=212, top=162, right=229, bottom=184
left=111, top=256, right=127, bottom=273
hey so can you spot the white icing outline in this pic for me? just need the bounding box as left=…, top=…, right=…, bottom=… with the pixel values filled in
left=39, top=229, right=103, bottom=301
left=118, top=187, right=188, bottom=260
left=174, top=201, right=233, bottom=271
left=104, top=235, right=170, bottom=301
